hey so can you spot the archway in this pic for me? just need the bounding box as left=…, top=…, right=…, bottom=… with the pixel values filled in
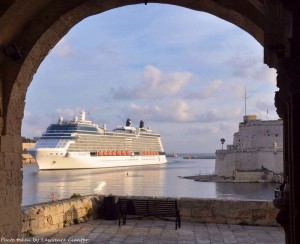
left=1, top=0, right=298, bottom=242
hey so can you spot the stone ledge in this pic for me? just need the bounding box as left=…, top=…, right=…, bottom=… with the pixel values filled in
left=21, top=195, right=278, bottom=237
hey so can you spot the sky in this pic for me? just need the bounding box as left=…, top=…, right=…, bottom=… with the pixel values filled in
left=22, top=4, right=279, bottom=153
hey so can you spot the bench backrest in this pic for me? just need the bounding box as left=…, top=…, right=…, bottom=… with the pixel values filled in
left=119, top=198, right=178, bottom=217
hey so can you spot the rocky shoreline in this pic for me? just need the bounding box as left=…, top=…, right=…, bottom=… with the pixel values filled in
left=180, top=173, right=283, bottom=183
left=180, top=174, right=238, bottom=182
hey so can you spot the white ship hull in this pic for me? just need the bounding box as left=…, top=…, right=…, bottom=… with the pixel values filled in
left=28, top=110, right=168, bottom=170
left=29, top=149, right=167, bottom=170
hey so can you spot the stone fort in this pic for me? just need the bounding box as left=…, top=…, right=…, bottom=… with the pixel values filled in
left=215, top=115, right=283, bottom=179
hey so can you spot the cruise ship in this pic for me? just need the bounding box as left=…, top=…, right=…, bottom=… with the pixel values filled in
left=27, top=111, right=167, bottom=170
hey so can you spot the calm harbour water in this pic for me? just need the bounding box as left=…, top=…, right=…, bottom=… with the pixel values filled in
left=22, top=157, right=278, bottom=206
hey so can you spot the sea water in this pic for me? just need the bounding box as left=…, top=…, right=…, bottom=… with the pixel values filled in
left=22, top=157, right=278, bottom=206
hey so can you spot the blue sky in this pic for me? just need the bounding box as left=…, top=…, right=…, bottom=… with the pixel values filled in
left=22, top=4, right=279, bottom=153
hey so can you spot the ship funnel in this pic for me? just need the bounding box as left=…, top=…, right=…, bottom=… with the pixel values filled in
left=139, top=120, right=144, bottom=128
left=58, top=116, right=63, bottom=124
left=126, top=118, right=132, bottom=127
left=79, top=110, right=86, bottom=121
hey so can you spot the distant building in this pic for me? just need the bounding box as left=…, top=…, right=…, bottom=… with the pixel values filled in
left=215, top=115, right=283, bottom=178
left=22, top=143, right=36, bottom=164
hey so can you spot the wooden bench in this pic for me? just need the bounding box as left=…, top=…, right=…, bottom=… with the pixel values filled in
left=118, top=198, right=181, bottom=229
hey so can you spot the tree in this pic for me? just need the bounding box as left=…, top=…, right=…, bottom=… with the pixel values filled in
left=220, top=138, right=225, bottom=150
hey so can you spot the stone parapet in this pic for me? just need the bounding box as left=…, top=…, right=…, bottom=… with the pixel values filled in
left=21, top=195, right=279, bottom=237
left=178, top=198, right=278, bottom=226
left=21, top=195, right=102, bottom=237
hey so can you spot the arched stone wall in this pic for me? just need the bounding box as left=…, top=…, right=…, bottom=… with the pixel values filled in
left=1, top=0, right=284, bottom=239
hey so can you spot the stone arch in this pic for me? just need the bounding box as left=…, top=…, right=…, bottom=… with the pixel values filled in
left=0, top=0, right=275, bottom=239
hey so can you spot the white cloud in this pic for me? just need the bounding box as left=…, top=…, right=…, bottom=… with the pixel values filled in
left=113, top=65, right=193, bottom=100
left=196, top=107, right=241, bottom=122
left=184, top=79, right=223, bottom=99
left=129, top=99, right=193, bottom=122
left=256, top=67, right=277, bottom=85
left=227, top=55, right=258, bottom=77
left=227, top=55, right=277, bottom=84
left=128, top=99, right=241, bottom=123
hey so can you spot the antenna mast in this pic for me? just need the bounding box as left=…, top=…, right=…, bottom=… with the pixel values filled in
left=244, top=87, right=251, bottom=116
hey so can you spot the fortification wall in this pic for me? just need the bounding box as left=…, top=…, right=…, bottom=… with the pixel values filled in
left=215, top=118, right=283, bottom=178
left=216, top=149, right=283, bottom=177
left=233, top=120, right=283, bottom=150
left=21, top=195, right=279, bottom=237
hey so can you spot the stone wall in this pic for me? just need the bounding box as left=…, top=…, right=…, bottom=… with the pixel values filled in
left=233, top=119, right=283, bottom=150
left=0, top=135, right=23, bottom=238
left=21, top=195, right=102, bottom=237
left=215, top=118, right=283, bottom=178
left=21, top=195, right=279, bottom=237
left=216, top=149, right=283, bottom=177
left=234, top=170, right=274, bottom=182
left=178, top=198, right=278, bottom=226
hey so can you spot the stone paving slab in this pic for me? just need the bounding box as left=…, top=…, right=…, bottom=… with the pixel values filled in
left=29, top=220, right=285, bottom=244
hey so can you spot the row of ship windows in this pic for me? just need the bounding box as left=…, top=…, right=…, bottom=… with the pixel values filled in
left=37, top=140, right=68, bottom=148
left=70, top=143, right=160, bottom=147
left=76, top=139, right=159, bottom=144
left=72, top=142, right=160, bottom=147
left=72, top=143, right=160, bottom=147
left=69, top=147, right=162, bottom=151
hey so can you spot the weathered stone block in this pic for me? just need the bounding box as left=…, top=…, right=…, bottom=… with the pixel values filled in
left=191, top=207, right=213, bottom=217
left=179, top=206, right=192, bottom=218
left=30, top=218, right=46, bottom=231
left=51, top=214, right=63, bottom=225
left=21, top=220, right=30, bottom=233
left=252, top=209, right=267, bottom=221
left=237, top=209, right=252, bottom=219
left=0, top=136, right=14, bottom=152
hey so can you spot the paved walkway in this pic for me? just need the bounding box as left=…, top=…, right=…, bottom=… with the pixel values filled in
left=31, top=219, right=284, bottom=244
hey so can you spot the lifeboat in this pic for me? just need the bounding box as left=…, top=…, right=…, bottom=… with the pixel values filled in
left=126, top=151, right=131, bottom=156
left=112, top=151, right=116, bottom=156
left=103, top=151, right=108, bottom=156
left=121, top=151, right=126, bottom=156
left=117, top=151, right=121, bottom=156
left=107, top=151, right=112, bottom=156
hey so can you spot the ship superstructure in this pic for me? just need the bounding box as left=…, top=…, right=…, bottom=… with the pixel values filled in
left=28, top=110, right=167, bottom=170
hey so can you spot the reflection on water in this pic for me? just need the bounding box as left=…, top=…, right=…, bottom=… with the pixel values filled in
left=22, top=158, right=277, bottom=206
left=216, top=182, right=276, bottom=200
